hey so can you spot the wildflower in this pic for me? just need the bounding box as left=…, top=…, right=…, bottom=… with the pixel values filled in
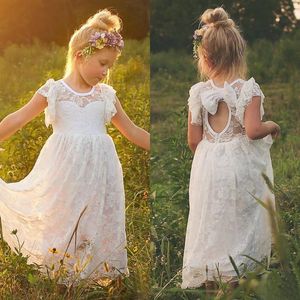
left=82, top=30, right=124, bottom=58
left=104, top=261, right=110, bottom=272
left=143, top=191, right=148, bottom=200
left=192, top=24, right=210, bottom=59
left=97, top=276, right=113, bottom=287
left=74, top=263, right=80, bottom=273
left=193, top=29, right=203, bottom=39
left=49, top=247, right=58, bottom=254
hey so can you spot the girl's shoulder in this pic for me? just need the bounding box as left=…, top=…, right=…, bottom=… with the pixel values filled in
left=37, top=78, right=60, bottom=97
left=203, top=77, right=263, bottom=98
left=40, top=78, right=61, bottom=87
left=97, top=83, right=118, bottom=105
left=188, top=77, right=263, bottom=100
left=96, top=83, right=118, bottom=109
left=237, top=77, right=264, bottom=100
left=188, top=81, right=208, bottom=99
left=37, top=80, right=118, bottom=99
left=98, top=83, right=118, bottom=124
left=98, top=82, right=117, bottom=94
left=189, top=80, right=209, bottom=90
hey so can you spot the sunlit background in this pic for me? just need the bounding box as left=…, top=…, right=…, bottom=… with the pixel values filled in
left=294, top=0, right=300, bottom=18
left=0, top=0, right=149, bottom=48
left=0, top=1, right=151, bottom=298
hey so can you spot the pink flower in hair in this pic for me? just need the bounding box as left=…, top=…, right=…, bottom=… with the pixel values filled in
left=82, top=30, right=124, bottom=57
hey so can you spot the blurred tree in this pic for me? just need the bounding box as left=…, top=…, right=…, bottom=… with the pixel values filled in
left=223, top=0, right=298, bottom=41
left=151, top=0, right=298, bottom=52
left=0, top=0, right=149, bottom=49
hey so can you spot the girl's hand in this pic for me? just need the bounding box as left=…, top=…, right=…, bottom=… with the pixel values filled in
left=267, top=121, right=280, bottom=139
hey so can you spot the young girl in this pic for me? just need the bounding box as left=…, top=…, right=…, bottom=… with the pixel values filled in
left=0, top=9, right=150, bottom=284
left=181, top=7, right=280, bottom=289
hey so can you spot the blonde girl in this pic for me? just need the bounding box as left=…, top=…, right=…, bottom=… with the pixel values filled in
left=0, top=9, right=149, bottom=285
left=181, top=7, right=280, bottom=290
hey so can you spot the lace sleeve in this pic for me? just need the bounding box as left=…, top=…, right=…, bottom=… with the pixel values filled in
left=101, top=84, right=117, bottom=124
left=188, top=83, right=203, bottom=126
left=236, top=77, right=265, bottom=127
left=37, top=79, right=57, bottom=128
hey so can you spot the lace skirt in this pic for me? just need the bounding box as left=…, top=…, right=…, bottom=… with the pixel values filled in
left=181, top=134, right=274, bottom=288
left=0, top=132, right=129, bottom=284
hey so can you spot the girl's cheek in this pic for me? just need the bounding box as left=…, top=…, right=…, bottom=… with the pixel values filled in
left=98, top=66, right=105, bottom=75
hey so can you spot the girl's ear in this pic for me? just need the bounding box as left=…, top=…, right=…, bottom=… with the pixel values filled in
left=75, top=50, right=84, bottom=62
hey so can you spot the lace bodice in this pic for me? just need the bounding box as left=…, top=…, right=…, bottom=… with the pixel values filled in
left=188, top=77, right=264, bottom=143
left=37, top=79, right=117, bottom=135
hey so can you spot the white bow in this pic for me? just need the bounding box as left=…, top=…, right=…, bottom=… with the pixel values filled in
left=200, top=82, right=238, bottom=115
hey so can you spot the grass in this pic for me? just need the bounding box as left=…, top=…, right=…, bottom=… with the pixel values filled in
left=0, top=38, right=150, bottom=299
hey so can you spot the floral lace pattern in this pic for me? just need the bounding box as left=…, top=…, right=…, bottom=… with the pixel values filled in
left=37, top=79, right=117, bottom=127
left=0, top=78, right=128, bottom=284
left=182, top=77, right=275, bottom=288
left=187, top=77, right=263, bottom=143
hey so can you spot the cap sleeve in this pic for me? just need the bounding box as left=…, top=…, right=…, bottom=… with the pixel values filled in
left=37, top=79, right=58, bottom=128
left=101, top=83, right=117, bottom=124
left=236, top=77, right=265, bottom=127
left=188, top=82, right=203, bottom=126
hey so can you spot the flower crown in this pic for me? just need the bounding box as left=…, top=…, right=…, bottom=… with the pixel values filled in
left=81, top=30, right=124, bottom=57
left=192, top=24, right=210, bottom=59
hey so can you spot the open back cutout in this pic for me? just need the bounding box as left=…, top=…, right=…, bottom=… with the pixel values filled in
left=207, top=101, right=230, bottom=133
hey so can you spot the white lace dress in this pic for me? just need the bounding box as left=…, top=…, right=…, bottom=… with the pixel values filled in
left=181, top=77, right=275, bottom=288
left=0, top=79, right=129, bottom=283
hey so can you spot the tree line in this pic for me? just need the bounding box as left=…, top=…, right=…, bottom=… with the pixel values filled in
left=151, top=0, right=299, bottom=52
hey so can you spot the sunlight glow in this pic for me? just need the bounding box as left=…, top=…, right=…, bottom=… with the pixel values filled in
left=293, top=0, right=300, bottom=19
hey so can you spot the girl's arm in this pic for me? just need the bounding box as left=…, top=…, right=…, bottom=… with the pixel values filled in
left=111, top=97, right=150, bottom=151
left=188, top=111, right=203, bottom=153
left=244, top=96, right=280, bottom=140
left=0, top=93, right=48, bottom=142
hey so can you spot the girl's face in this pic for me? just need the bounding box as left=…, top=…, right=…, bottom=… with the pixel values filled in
left=77, top=47, right=119, bottom=86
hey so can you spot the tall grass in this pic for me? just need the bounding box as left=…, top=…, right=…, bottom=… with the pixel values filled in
left=0, top=38, right=150, bottom=299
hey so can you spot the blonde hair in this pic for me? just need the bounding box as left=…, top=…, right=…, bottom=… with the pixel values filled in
left=196, top=7, right=247, bottom=80
left=64, top=9, right=122, bottom=76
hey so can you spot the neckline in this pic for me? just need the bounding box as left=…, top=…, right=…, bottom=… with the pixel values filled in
left=60, top=79, right=95, bottom=96
left=210, top=78, right=241, bottom=90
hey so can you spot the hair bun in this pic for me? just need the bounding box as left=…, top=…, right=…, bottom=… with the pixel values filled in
left=201, top=7, right=235, bottom=28
left=86, top=9, right=122, bottom=32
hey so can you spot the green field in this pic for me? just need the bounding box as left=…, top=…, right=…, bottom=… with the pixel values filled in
left=150, top=48, right=300, bottom=299
left=0, top=39, right=150, bottom=299
left=0, top=34, right=299, bottom=299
